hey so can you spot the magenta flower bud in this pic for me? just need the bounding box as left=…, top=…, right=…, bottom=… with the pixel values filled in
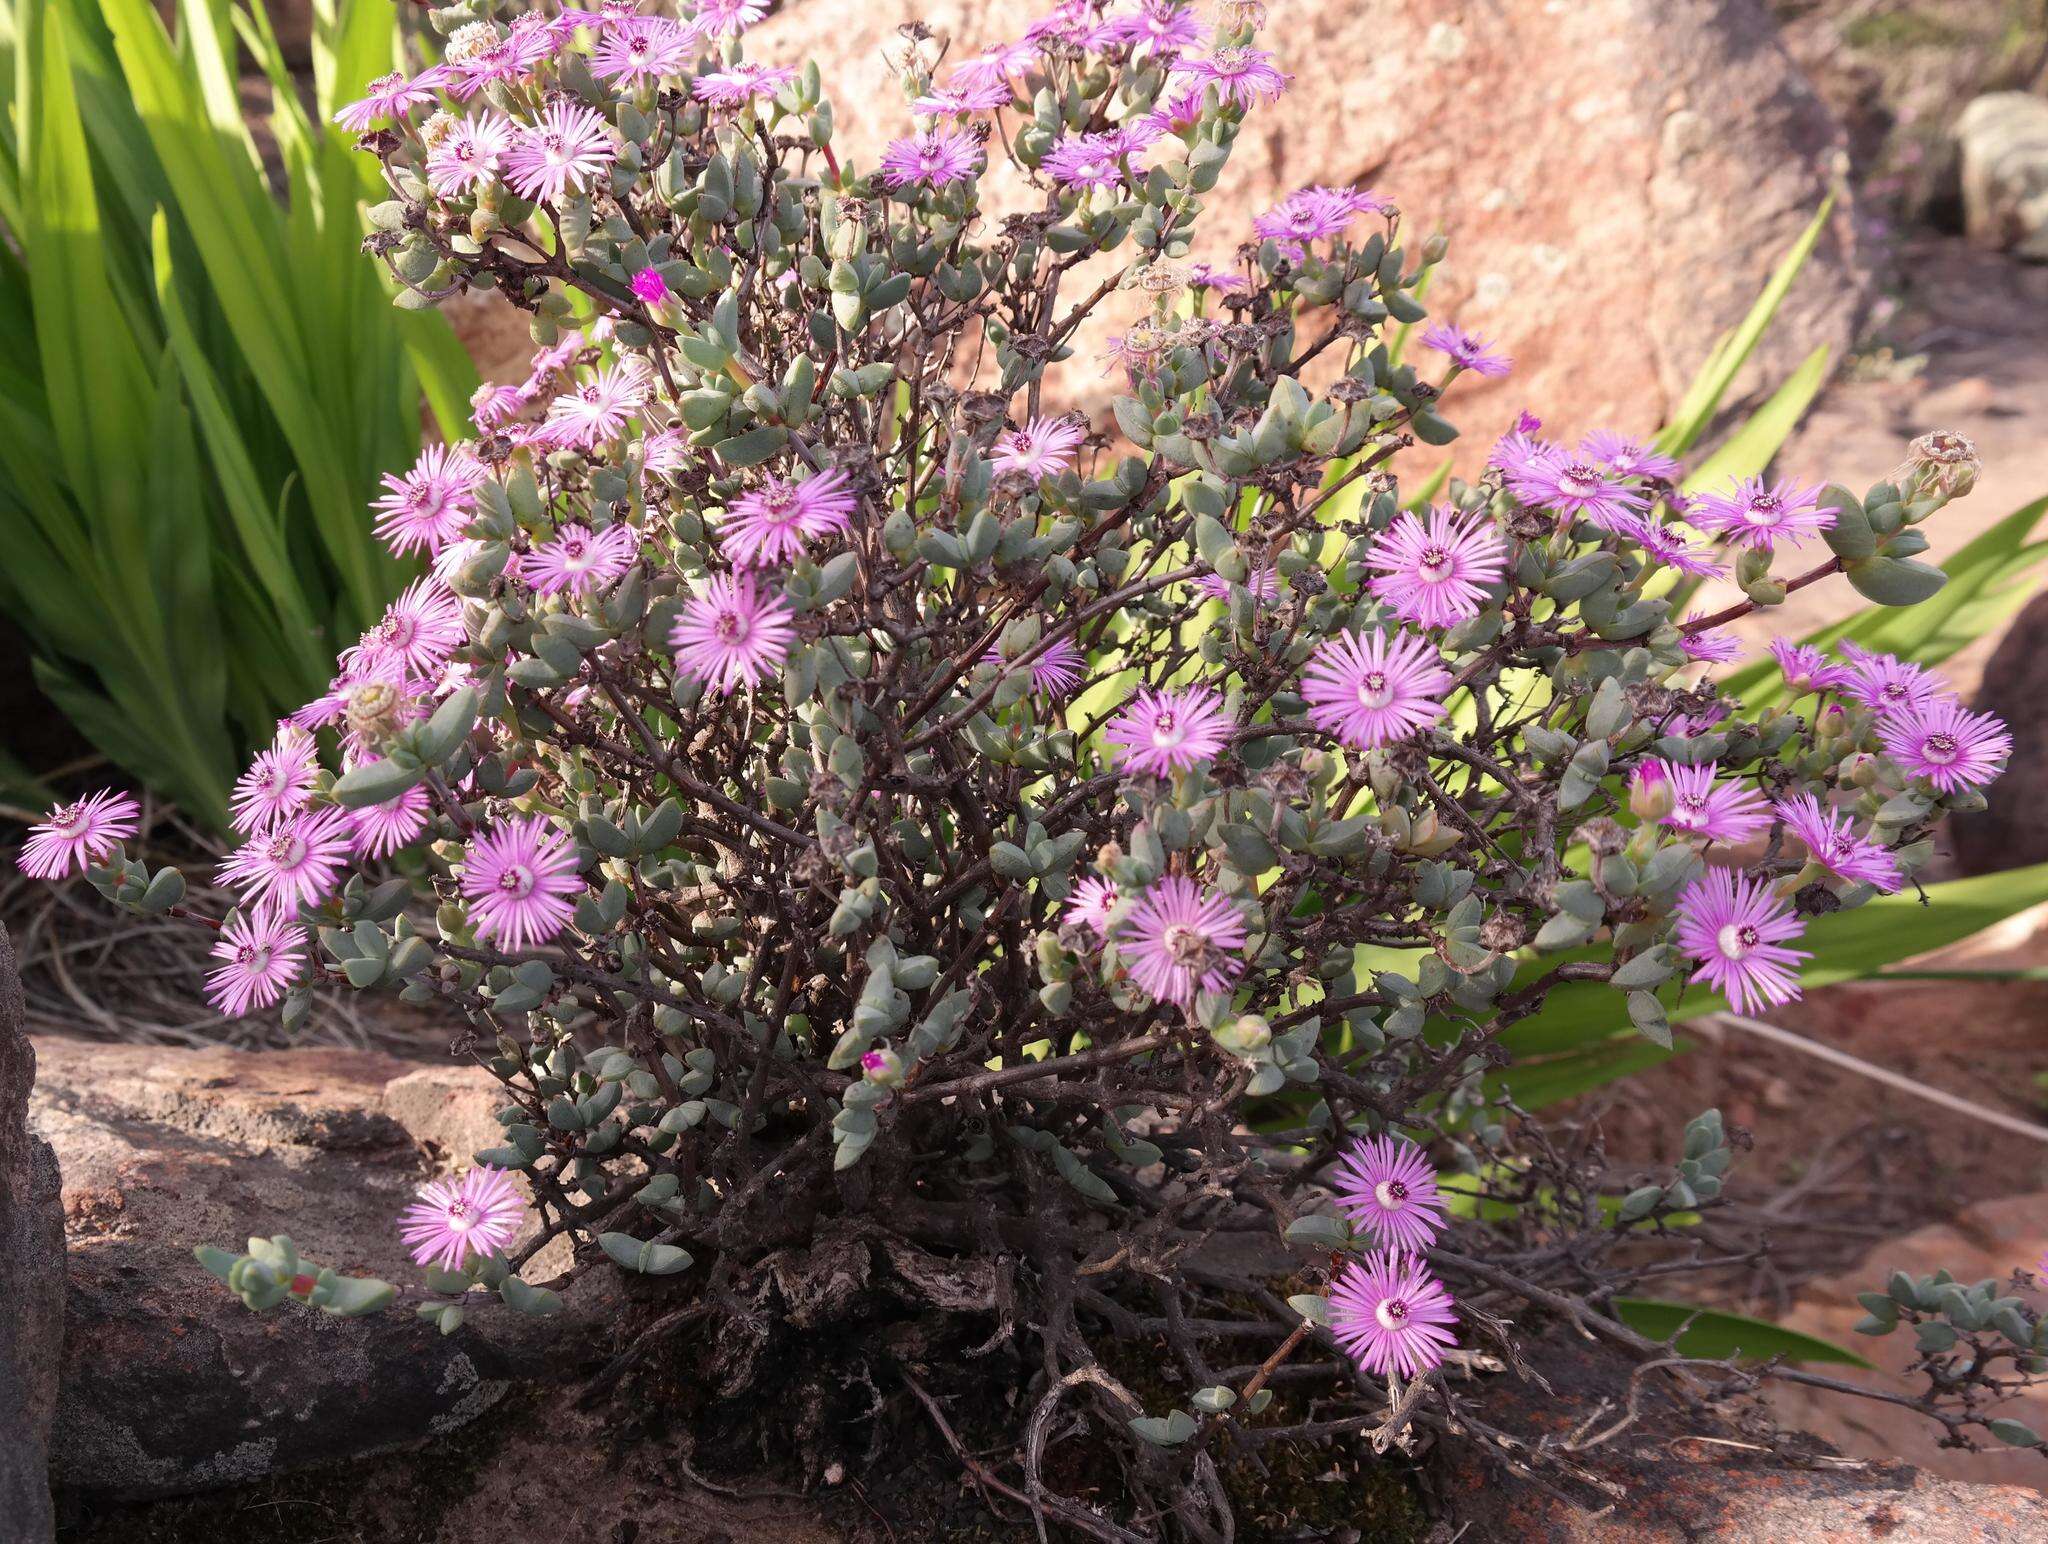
left=1628, top=760, right=1673, bottom=823
left=630, top=266, right=671, bottom=306
left=861, top=1047, right=905, bottom=1087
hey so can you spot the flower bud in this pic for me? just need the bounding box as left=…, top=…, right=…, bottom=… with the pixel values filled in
left=1628, top=761, right=1673, bottom=822
left=860, top=1046, right=905, bottom=1087
left=1211, top=1014, right=1271, bottom=1054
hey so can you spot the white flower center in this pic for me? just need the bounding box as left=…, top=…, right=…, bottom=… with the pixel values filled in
left=714, top=610, right=751, bottom=645
left=1417, top=547, right=1453, bottom=583
left=267, top=834, right=307, bottom=869
left=1746, top=494, right=1783, bottom=525
left=1716, top=922, right=1761, bottom=960
left=1373, top=1179, right=1409, bottom=1212
left=1355, top=670, right=1393, bottom=711
left=1375, top=1296, right=1410, bottom=1330
left=497, top=863, right=534, bottom=899
left=1923, top=732, right=1959, bottom=764
left=1150, top=709, right=1186, bottom=748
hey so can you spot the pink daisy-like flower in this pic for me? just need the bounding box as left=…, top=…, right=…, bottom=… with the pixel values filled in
left=1252, top=185, right=1391, bottom=260
left=1041, top=130, right=1144, bottom=190
left=1364, top=505, right=1508, bottom=631
left=693, top=61, right=798, bottom=105
left=1503, top=444, right=1647, bottom=529
left=669, top=573, right=798, bottom=693
left=1329, top=1251, right=1459, bottom=1379
left=1689, top=475, right=1834, bottom=551
left=503, top=100, right=616, bottom=205
left=1680, top=621, right=1743, bottom=666
left=1665, top=701, right=1732, bottom=741
left=462, top=816, right=582, bottom=951
left=346, top=577, right=467, bottom=680
left=445, top=27, right=555, bottom=101
left=1093, top=0, right=1208, bottom=58
left=950, top=40, right=1041, bottom=93
left=230, top=733, right=319, bottom=836
left=1115, top=876, right=1247, bottom=1006
left=1608, top=513, right=1725, bottom=579
left=1579, top=430, right=1680, bottom=483
left=1023, top=0, right=1098, bottom=47
left=1174, top=45, right=1289, bottom=108
left=1186, top=260, right=1248, bottom=294
left=544, top=361, right=649, bottom=449
left=1192, top=566, right=1282, bottom=603
left=346, top=776, right=434, bottom=861
left=991, top=416, right=1087, bottom=479
left=1103, top=684, right=1233, bottom=776
left=523, top=522, right=639, bottom=596
left=398, top=1166, right=529, bottom=1273
left=590, top=15, right=689, bottom=83
left=1063, top=875, right=1121, bottom=937
left=1877, top=698, right=2013, bottom=795
left=333, top=66, right=452, bottom=133
left=204, top=913, right=306, bottom=1017
left=1301, top=630, right=1452, bottom=751
left=217, top=807, right=354, bottom=919
left=984, top=635, right=1087, bottom=698
left=372, top=444, right=487, bottom=557
left=1838, top=642, right=1946, bottom=718
left=692, top=0, right=767, bottom=37
left=1672, top=866, right=1810, bottom=1015
left=1768, top=639, right=1853, bottom=695
left=1774, top=792, right=1900, bottom=892
left=718, top=468, right=858, bottom=568
left=1331, top=1134, right=1445, bottom=1254
left=640, top=426, right=690, bottom=479
left=878, top=127, right=984, bottom=190
left=17, top=790, right=141, bottom=879
left=1420, top=322, right=1512, bottom=379
left=912, top=78, right=1014, bottom=117
left=425, top=112, right=514, bottom=197
left=1638, top=759, right=1770, bottom=845
left=629, top=266, right=671, bottom=306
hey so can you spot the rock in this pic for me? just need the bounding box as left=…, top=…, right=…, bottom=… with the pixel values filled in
left=730, top=0, right=1864, bottom=458
left=1957, top=92, right=2048, bottom=259
left=1951, top=587, right=2048, bottom=874
left=1767, top=1191, right=2048, bottom=1487
left=32, top=1037, right=602, bottom=1502
left=0, top=930, right=64, bottom=1544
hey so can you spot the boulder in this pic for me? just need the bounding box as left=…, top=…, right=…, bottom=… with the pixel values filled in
left=0, top=930, right=64, bottom=1544
left=729, top=0, right=1865, bottom=457
left=1766, top=1190, right=2048, bottom=1487
left=1957, top=91, right=2048, bottom=260
left=32, top=1036, right=600, bottom=1503
left=1951, top=586, right=2048, bottom=874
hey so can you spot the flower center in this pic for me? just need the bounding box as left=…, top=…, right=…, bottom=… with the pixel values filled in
left=1375, top=1296, right=1410, bottom=1330
left=1923, top=732, right=1959, bottom=763
left=1747, top=494, right=1783, bottom=524
left=497, top=863, right=535, bottom=898
left=1716, top=922, right=1761, bottom=959
left=445, top=1199, right=476, bottom=1231
left=50, top=804, right=87, bottom=836
left=1355, top=670, right=1393, bottom=710
left=1373, top=1179, right=1409, bottom=1211
left=758, top=485, right=800, bottom=522
left=1417, top=547, right=1453, bottom=583
left=1163, top=922, right=1210, bottom=968
left=713, top=610, right=751, bottom=644
left=1559, top=463, right=1602, bottom=497
left=267, top=833, right=307, bottom=869
left=1150, top=709, right=1186, bottom=748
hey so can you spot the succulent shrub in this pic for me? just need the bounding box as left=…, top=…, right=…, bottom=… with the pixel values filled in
left=21, top=0, right=2044, bottom=1531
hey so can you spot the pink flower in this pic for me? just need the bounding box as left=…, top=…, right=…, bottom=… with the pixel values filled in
left=1768, top=639, right=1852, bottom=695
left=590, top=16, right=690, bottom=83
left=446, top=27, right=555, bottom=101
left=1093, top=0, right=1208, bottom=58
left=984, top=636, right=1086, bottom=698
left=1639, top=759, right=1769, bottom=845
left=1301, top=630, right=1452, bottom=751
left=1115, top=876, right=1247, bottom=1006
left=692, top=0, right=767, bottom=37
left=1192, top=567, right=1282, bottom=603
left=504, top=101, right=616, bottom=204
left=1503, top=443, right=1647, bottom=529
left=668, top=573, right=798, bottom=693
left=1673, top=866, right=1810, bottom=1015
left=333, top=67, right=451, bottom=133
left=230, top=733, right=320, bottom=836
left=462, top=816, right=583, bottom=951
left=693, top=62, right=797, bottom=104
left=347, top=777, right=434, bottom=860
left=372, top=444, right=486, bottom=557
left=1420, top=322, right=1512, bottom=379
left=205, top=913, right=305, bottom=1017
left=1253, top=185, right=1390, bottom=259
left=1331, top=1134, right=1445, bottom=1255
left=1063, top=875, right=1121, bottom=937
left=543, top=362, right=648, bottom=448
left=1878, top=698, right=2012, bottom=795
left=1774, top=792, right=1900, bottom=892
left=346, top=577, right=466, bottom=679
left=218, top=807, right=354, bottom=919
left=912, top=79, right=1014, bottom=117
left=523, top=522, right=639, bottom=596
left=1680, top=621, right=1743, bottom=666
left=879, top=127, right=984, bottom=189
left=629, top=266, right=671, bottom=305
left=1329, top=1251, right=1458, bottom=1378
left=1104, top=684, right=1232, bottom=776
left=399, top=1166, right=529, bottom=1273
left=1041, top=128, right=1155, bottom=190
left=1839, top=643, right=1946, bottom=718
left=1174, top=45, right=1289, bottom=108
left=1689, top=476, right=1834, bottom=551
left=1364, top=506, right=1508, bottom=630
left=717, top=468, right=857, bottom=568
left=1579, top=430, right=1679, bottom=483
left=17, top=790, right=141, bottom=879
left=426, top=113, right=513, bottom=196
left=991, top=416, right=1087, bottom=479
left=949, top=41, right=1040, bottom=93
left=1609, top=514, right=1725, bottom=579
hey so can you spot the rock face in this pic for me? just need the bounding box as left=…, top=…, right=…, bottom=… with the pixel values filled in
left=729, top=0, right=1865, bottom=456
left=1952, top=586, right=2048, bottom=874
left=32, top=1037, right=597, bottom=1502
left=0, top=931, right=64, bottom=1543
left=1768, top=1191, right=2048, bottom=1488
left=1958, top=91, right=2048, bottom=259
